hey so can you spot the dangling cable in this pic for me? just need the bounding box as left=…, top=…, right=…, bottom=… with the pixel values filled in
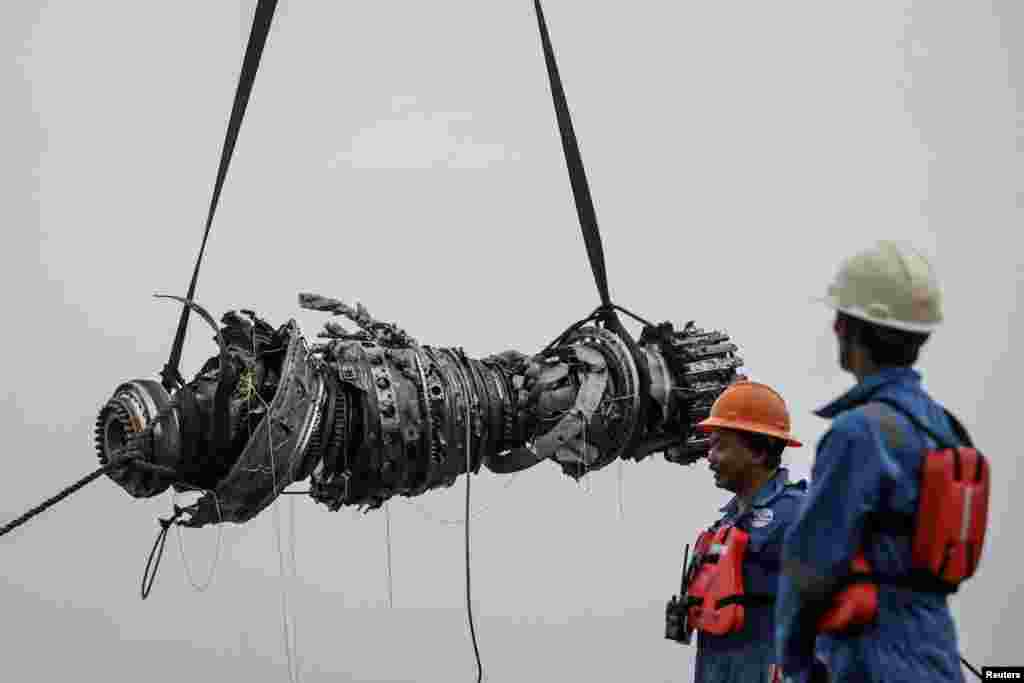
left=616, top=460, right=625, bottom=521
left=141, top=506, right=185, bottom=599
left=404, top=475, right=518, bottom=527
left=173, top=489, right=224, bottom=592
left=253, top=389, right=301, bottom=683
left=0, top=460, right=132, bottom=539
left=579, top=415, right=592, bottom=494
left=287, top=493, right=302, bottom=680
left=464, top=409, right=484, bottom=683
left=384, top=501, right=394, bottom=609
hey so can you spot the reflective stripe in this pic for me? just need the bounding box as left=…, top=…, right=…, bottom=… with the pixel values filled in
left=960, top=486, right=973, bottom=543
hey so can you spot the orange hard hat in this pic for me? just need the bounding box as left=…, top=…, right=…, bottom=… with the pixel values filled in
left=696, top=381, right=803, bottom=447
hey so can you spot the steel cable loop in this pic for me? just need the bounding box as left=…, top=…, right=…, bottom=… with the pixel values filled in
left=141, top=505, right=185, bottom=600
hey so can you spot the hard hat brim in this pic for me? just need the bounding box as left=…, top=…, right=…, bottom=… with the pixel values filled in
left=696, top=416, right=803, bottom=448
left=812, top=295, right=941, bottom=334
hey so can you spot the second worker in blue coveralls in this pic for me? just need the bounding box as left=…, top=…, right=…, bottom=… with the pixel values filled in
left=776, top=241, right=982, bottom=683
left=670, top=380, right=808, bottom=683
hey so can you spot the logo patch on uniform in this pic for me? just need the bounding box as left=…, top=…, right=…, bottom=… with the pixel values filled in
left=751, top=508, right=774, bottom=528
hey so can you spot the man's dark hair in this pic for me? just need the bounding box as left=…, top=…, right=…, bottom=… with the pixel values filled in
left=838, top=311, right=931, bottom=367
left=736, top=430, right=787, bottom=470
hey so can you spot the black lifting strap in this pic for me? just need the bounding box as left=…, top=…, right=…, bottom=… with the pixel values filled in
left=532, top=0, right=613, bottom=312
left=160, top=0, right=279, bottom=391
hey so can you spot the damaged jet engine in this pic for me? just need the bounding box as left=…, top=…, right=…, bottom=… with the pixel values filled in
left=94, top=293, right=744, bottom=528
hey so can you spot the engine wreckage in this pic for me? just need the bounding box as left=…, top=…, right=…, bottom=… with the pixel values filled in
left=86, top=0, right=745, bottom=531
left=94, top=294, right=744, bottom=527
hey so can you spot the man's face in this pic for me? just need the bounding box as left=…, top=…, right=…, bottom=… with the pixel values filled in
left=705, top=428, right=757, bottom=493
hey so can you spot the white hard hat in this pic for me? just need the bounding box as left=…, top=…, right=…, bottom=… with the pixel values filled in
left=819, top=241, right=943, bottom=334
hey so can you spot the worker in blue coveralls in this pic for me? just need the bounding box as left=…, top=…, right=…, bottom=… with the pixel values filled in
left=666, top=380, right=807, bottom=683
left=776, top=241, right=967, bottom=683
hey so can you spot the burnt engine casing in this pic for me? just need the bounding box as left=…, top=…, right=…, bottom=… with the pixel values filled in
left=95, top=294, right=743, bottom=527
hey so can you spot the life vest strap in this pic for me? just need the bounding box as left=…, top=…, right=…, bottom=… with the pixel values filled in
left=833, top=569, right=957, bottom=595
left=866, top=510, right=915, bottom=537
left=873, top=570, right=958, bottom=595
left=868, top=397, right=971, bottom=452
left=714, top=593, right=776, bottom=608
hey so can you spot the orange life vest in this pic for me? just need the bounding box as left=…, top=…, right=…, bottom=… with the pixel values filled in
left=818, top=400, right=990, bottom=634
left=684, top=528, right=716, bottom=628
left=683, top=524, right=773, bottom=636
left=817, top=549, right=878, bottom=632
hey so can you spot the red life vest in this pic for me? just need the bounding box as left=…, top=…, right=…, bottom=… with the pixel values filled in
left=684, top=525, right=751, bottom=636
left=818, top=549, right=878, bottom=632
left=684, top=529, right=716, bottom=628
left=818, top=400, right=990, bottom=634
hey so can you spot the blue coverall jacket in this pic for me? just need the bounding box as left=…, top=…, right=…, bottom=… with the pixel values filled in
left=694, top=467, right=807, bottom=683
left=776, top=367, right=966, bottom=683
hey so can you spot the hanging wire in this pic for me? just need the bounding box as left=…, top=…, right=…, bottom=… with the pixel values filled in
left=141, top=506, right=185, bottom=599
left=404, top=474, right=518, bottom=527
left=384, top=501, right=394, bottom=609
left=464, top=408, right=483, bottom=683
left=578, top=413, right=592, bottom=494
left=253, top=384, right=301, bottom=683
left=173, top=489, right=225, bottom=592
left=287, top=493, right=302, bottom=679
left=615, top=459, right=625, bottom=521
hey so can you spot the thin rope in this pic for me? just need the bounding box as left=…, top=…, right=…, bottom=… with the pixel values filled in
left=287, top=493, right=302, bottom=679
left=249, top=324, right=301, bottom=682
left=578, top=416, right=592, bottom=494
left=289, top=493, right=298, bottom=581
left=464, top=409, right=483, bottom=683
left=254, top=390, right=301, bottom=683
left=616, top=459, right=625, bottom=521
left=384, top=501, right=394, bottom=609
left=141, top=506, right=184, bottom=599
left=173, top=489, right=224, bottom=592
left=404, top=475, right=517, bottom=527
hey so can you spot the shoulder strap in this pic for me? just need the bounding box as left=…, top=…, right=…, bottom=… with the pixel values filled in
left=942, top=408, right=975, bottom=448
left=867, top=397, right=972, bottom=451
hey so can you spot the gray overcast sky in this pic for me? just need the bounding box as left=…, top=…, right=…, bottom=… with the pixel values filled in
left=2, top=1, right=1021, bottom=681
